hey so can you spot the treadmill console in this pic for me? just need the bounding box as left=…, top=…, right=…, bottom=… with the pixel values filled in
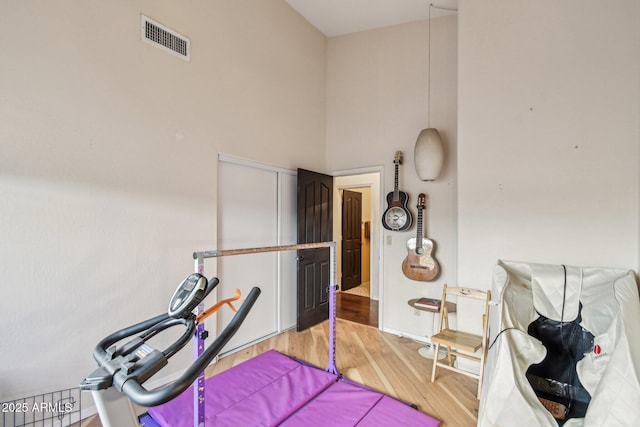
left=168, top=273, right=207, bottom=318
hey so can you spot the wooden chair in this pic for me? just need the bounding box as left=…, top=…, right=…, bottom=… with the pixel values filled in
left=430, top=284, right=491, bottom=399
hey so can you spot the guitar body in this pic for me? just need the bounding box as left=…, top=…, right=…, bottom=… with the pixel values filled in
left=382, top=191, right=412, bottom=231
left=402, top=237, right=440, bottom=281
left=385, top=190, right=410, bottom=210
left=382, top=151, right=412, bottom=231
left=402, top=193, right=439, bottom=281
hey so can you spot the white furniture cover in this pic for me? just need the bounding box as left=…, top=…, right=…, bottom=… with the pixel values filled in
left=478, top=260, right=640, bottom=427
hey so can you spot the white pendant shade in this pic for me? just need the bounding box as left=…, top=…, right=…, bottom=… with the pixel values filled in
left=414, top=128, right=444, bottom=181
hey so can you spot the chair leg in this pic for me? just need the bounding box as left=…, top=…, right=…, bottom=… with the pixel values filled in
left=477, top=352, right=487, bottom=400
left=430, top=343, right=440, bottom=382
left=446, top=346, right=454, bottom=367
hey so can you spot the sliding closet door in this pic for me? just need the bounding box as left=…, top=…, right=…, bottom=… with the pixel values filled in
left=279, top=173, right=298, bottom=330
left=217, top=158, right=297, bottom=352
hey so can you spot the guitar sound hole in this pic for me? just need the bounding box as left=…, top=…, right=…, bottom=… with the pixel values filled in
left=416, top=247, right=424, bottom=255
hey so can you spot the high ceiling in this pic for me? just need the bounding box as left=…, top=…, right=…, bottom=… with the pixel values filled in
left=285, top=0, right=459, bottom=37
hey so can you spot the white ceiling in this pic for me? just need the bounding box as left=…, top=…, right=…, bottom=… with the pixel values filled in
left=285, top=0, right=459, bottom=38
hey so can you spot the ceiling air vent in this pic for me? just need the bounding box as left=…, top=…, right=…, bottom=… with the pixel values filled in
left=141, top=15, right=190, bottom=61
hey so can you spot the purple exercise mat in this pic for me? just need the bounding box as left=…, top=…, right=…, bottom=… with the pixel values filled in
left=282, top=380, right=439, bottom=427
left=147, top=350, right=440, bottom=426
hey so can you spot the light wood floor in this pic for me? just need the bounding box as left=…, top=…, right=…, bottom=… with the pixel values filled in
left=82, top=319, right=479, bottom=426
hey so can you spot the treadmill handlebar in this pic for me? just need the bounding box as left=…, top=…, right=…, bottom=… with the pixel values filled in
left=93, top=313, right=170, bottom=365
left=122, top=286, right=261, bottom=407
left=82, top=286, right=261, bottom=408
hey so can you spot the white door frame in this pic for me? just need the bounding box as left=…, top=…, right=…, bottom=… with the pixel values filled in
left=331, top=166, right=384, bottom=330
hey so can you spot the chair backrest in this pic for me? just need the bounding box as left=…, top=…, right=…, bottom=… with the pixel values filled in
left=438, top=284, right=491, bottom=334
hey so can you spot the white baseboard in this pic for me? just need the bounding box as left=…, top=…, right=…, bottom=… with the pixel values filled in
left=382, top=326, right=430, bottom=344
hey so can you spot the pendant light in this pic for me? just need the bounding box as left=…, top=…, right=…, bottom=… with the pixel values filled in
left=414, top=3, right=444, bottom=181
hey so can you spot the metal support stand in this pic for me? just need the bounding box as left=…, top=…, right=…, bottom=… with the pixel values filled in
left=193, top=253, right=206, bottom=427
left=191, top=241, right=338, bottom=425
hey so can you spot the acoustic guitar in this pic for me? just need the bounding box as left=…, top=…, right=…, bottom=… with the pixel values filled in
left=382, top=151, right=412, bottom=231
left=402, top=193, right=439, bottom=281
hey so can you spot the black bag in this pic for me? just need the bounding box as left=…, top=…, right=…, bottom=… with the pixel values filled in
left=526, top=303, right=594, bottom=426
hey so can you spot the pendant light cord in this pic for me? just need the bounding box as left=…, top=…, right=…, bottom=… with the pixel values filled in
left=427, top=3, right=432, bottom=128
left=427, top=4, right=458, bottom=129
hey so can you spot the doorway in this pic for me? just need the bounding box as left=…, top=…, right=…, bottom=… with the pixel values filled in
left=333, top=171, right=382, bottom=328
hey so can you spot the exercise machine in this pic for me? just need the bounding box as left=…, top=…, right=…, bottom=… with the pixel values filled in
left=80, top=273, right=260, bottom=427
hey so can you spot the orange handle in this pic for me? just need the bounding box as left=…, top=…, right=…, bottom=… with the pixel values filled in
left=196, top=289, right=241, bottom=323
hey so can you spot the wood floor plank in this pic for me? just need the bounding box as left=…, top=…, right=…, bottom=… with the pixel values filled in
left=336, top=292, right=379, bottom=327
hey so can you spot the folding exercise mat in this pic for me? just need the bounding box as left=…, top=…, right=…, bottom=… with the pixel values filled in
left=147, top=350, right=440, bottom=427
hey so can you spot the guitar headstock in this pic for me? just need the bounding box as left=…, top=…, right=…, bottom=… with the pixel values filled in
left=417, top=193, right=426, bottom=210
left=393, top=151, right=403, bottom=165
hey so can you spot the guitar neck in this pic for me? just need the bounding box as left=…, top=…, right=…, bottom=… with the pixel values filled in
left=393, top=163, right=399, bottom=200
left=416, top=209, right=423, bottom=245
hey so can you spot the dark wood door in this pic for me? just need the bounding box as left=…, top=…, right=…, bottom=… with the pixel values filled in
left=296, top=169, right=333, bottom=331
left=341, top=190, right=362, bottom=291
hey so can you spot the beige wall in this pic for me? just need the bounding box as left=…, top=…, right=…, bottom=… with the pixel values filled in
left=326, top=16, right=459, bottom=339
left=458, top=0, right=640, bottom=289
left=0, top=0, right=326, bottom=401
left=454, top=0, right=640, bottom=372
